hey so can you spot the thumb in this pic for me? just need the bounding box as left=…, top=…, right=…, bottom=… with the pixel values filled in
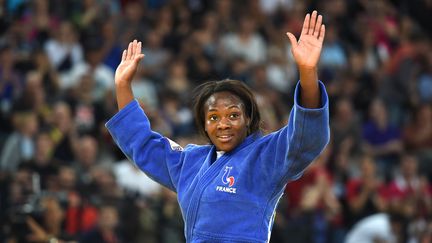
left=286, top=32, right=298, bottom=48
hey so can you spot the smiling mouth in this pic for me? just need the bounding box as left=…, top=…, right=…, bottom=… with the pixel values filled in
left=217, top=135, right=233, bottom=142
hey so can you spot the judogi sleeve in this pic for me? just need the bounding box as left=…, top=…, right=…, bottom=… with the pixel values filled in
left=106, top=100, right=183, bottom=192
left=263, top=81, right=330, bottom=181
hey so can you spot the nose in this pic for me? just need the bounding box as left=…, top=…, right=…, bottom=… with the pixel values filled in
left=217, top=117, right=231, bottom=129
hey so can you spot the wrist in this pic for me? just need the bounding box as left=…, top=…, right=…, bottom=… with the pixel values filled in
left=115, top=81, right=132, bottom=89
left=298, top=65, right=318, bottom=73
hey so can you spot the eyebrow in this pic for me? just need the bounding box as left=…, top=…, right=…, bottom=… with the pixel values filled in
left=208, top=105, right=241, bottom=111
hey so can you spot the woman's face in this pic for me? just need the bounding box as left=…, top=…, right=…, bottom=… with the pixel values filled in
left=204, top=91, right=249, bottom=152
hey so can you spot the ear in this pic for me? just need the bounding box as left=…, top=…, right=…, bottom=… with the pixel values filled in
left=246, top=117, right=251, bottom=129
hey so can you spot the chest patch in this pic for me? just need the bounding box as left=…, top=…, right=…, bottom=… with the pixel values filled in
left=216, top=166, right=237, bottom=194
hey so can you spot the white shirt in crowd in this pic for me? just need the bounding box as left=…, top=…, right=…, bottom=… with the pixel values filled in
left=345, top=213, right=396, bottom=243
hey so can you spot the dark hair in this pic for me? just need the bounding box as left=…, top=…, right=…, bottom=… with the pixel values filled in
left=192, top=79, right=261, bottom=140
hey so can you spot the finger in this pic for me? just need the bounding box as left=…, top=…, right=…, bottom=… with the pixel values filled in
left=137, top=41, right=142, bottom=55
left=301, top=13, right=310, bottom=37
left=121, top=50, right=127, bottom=62
left=126, top=41, right=133, bottom=60
left=308, top=10, right=317, bottom=35
left=134, top=42, right=144, bottom=64
left=286, top=32, right=298, bottom=48
left=314, top=15, right=323, bottom=37
left=132, top=39, right=137, bottom=59
left=318, top=24, right=326, bottom=42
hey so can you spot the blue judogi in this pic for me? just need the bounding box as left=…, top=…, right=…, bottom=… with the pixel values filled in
left=106, top=81, right=330, bottom=242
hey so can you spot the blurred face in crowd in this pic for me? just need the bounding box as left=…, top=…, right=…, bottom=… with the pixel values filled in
left=369, top=98, right=387, bottom=127
left=204, top=91, right=250, bottom=152
left=335, top=98, right=354, bottom=124
left=360, top=156, right=376, bottom=178
left=35, top=133, right=53, bottom=165
left=58, top=166, right=77, bottom=190
left=53, top=102, right=72, bottom=133
left=98, top=205, right=119, bottom=231
left=58, top=21, right=77, bottom=44
left=13, top=112, right=38, bottom=136
left=76, top=136, right=98, bottom=167
left=400, top=155, right=418, bottom=178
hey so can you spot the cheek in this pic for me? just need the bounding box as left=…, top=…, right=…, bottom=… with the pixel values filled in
left=204, top=121, right=214, bottom=133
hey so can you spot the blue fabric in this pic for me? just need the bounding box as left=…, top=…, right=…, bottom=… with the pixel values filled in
left=106, top=81, right=330, bottom=242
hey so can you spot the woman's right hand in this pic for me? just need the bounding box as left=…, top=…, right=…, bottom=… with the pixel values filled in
left=115, top=40, right=145, bottom=87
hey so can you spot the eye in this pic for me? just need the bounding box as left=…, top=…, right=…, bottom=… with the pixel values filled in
left=229, top=113, right=239, bottom=119
left=209, top=114, right=218, bottom=121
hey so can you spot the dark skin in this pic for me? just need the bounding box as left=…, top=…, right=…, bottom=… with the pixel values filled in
left=204, top=91, right=250, bottom=152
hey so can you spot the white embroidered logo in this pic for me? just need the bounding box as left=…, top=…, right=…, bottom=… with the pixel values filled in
left=216, top=166, right=237, bottom=194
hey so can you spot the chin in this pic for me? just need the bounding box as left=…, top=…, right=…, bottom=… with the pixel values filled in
left=218, top=144, right=235, bottom=152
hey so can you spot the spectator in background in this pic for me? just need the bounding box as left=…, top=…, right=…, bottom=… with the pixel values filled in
left=219, top=15, right=266, bottom=65
left=27, top=131, right=57, bottom=191
left=284, top=146, right=340, bottom=243
left=20, top=0, right=59, bottom=49
left=155, top=187, right=184, bottom=243
left=87, top=165, right=123, bottom=202
left=65, top=45, right=115, bottom=102
left=57, top=165, right=99, bottom=236
left=114, top=159, right=162, bottom=198
left=159, top=91, right=194, bottom=138
left=213, top=0, right=235, bottom=33
left=16, top=71, right=49, bottom=122
left=164, top=60, right=192, bottom=101
left=50, top=101, right=77, bottom=163
left=25, top=195, right=77, bottom=243
left=183, top=35, right=217, bottom=83
left=250, top=65, right=285, bottom=132
left=0, top=45, right=22, bottom=114
left=385, top=153, right=432, bottom=220
left=345, top=155, right=387, bottom=227
left=0, top=110, right=38, bottom=173
left=362, top=98, right=403, bottom=176
left=72, top=135, right=99, bottom=187
left=403, top=104, right=432, bottom=180
left=80, top=203, right=122, bottom=243
left=140, top=30, right=171, bottom=81
left=44, top=21, right=84, bottom=90
left=345, top=212, right=405, bottom=243
left=416, top=52, right=432, bottom=104
left=331, top=98, right=361, bottom=163
left=31, top=49, right=60, bottom=103
left=117, top=0, right=149, bottom=43
left=319, top=25, right=347, bottom=70
left=100, top=18, right=123, bottom=72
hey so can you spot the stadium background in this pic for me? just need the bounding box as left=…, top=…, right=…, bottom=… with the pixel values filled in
left=0, top=0, right=431, bottom=242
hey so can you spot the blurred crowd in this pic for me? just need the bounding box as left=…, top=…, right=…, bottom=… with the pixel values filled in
left=0, top=0, right=431, bottom=242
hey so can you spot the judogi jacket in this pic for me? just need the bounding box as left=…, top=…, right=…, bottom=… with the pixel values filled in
left=106, top=81, right=330, bottom=243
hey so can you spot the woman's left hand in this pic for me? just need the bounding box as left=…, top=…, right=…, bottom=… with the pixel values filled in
left=287, top=10, right=325, bottom=70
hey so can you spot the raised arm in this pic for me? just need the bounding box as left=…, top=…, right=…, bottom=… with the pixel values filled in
left=287, top=10, right=325, bottom=108
left=115, top=40, right=145, bottom=110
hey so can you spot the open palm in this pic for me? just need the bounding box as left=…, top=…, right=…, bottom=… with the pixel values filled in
left=287, top=11, right=325, bottom=69
left=115, top=40, right=145, bottom=86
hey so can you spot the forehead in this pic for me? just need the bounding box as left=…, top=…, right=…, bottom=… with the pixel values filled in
left=204, top=91, right=244, bottom=110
